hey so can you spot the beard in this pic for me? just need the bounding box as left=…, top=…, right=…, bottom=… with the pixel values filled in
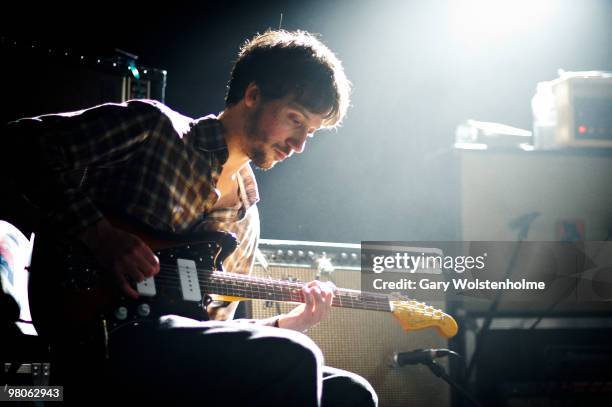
left=244, top=105, right=277, bottom=171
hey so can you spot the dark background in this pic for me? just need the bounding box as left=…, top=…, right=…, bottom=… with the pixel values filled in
left=2, top=0, right=611, bottom=243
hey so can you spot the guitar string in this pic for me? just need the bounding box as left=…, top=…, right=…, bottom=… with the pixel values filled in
left=153, top=265, right=394, bottom=306
left=148, top=269, right=395, bottom=312
left=155, top=262, right=402, bottom=302
left=65, top=259, right=440, bottom=314
left=151, top=276, right=393, bottom=311
left=153, top=263, right=390, bottom=295
left=70, top=253, right=406, bottom=304
left=149, top=276, right=437, bottom=315
left=73, top=263, right=437, bottom=313
left=140, top=277, right=438, bottom=315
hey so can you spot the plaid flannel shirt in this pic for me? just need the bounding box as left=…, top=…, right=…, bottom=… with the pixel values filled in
left=10, top=99, right=268, bottom=322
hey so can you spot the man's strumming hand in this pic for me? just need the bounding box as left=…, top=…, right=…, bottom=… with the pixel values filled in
left=79, top=218, right=160, bottom=299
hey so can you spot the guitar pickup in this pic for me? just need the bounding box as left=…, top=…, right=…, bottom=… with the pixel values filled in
left=177, top=259, right=202, bottom=302
left=137, top=277, right=157, bottom=297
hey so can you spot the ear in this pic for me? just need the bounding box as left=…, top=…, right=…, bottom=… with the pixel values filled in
left=243, top=82, right=260, bottom=108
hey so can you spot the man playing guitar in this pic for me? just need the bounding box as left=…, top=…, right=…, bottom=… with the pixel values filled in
left=1, top=30, right=380, bottom=405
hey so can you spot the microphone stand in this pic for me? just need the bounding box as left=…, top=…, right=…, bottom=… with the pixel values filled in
left=465, top=212, right=540, bottom=380
left=423, top=359, right=483, bottom=407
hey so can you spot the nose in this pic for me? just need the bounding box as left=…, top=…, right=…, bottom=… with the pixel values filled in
left=287, top=131, right=310, bottom=155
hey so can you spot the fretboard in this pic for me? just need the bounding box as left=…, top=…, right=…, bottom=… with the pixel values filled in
left=173, top=269, right=392, bottom=312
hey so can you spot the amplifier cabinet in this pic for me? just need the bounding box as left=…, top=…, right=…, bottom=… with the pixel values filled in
left=249, top=239, right=450, bottom=407
left=1, top=36, right=166, bottom=124
left=554, top=74, right=612, bottom=148
left=457, top=148, right=612, bottom=241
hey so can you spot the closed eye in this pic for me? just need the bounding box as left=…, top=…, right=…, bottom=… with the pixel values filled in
left=288, top=109, right=318, bottom=135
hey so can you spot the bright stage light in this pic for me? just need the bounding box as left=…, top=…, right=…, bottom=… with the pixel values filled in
left=450, top=0, right=557, bottom=48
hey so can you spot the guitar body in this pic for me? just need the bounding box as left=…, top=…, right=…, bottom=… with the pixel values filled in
left=28, top=218, right=237, bottom=345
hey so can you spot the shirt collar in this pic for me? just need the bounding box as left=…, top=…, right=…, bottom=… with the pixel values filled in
left=191, top=113, right=260, bottom=210
left=237, top=164, right=260, bottom=209
left=191, top=114, right=229, bottom=164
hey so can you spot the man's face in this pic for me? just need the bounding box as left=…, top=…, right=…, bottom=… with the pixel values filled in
left=243, top=96, right=325, bottom=170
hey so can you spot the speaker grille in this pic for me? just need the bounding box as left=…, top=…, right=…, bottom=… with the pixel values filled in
left=250, top=264, right=450, bottom=407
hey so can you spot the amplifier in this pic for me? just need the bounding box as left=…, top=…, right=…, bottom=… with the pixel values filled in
left=533, top=71, right=612, bottom=149
left=0, top=35, right=167, bottom=124
left=249, top=239, right=451, bottom=407
left=456, top=147, right=612, bottom=315
left=473, top=328, right=612, bottom=406
left=456, top=147, right=612, bottom=242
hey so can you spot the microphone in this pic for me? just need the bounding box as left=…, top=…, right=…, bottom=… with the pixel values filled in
left=391, top=348, right=457, bottom=367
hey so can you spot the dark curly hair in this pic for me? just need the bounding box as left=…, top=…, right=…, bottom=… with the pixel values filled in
left=225, top=30, right=351, bottom=129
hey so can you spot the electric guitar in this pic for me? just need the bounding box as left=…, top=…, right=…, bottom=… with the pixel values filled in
left=28, top=217, right=458, bottom=345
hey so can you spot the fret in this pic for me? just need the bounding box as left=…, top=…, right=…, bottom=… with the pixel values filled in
left=181, top=269, right=392, bottom=312
left=155, top=265, right=392, bottom=312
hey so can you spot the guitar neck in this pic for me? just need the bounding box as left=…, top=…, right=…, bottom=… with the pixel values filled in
left=204, top=271, right=392, bottom=312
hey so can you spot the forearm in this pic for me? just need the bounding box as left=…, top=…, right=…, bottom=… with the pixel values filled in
left=232, top=314, right=287, bottom=329
left=207, top=300, right=282, bottom=328
left=230, top=308, right=310, bottom=332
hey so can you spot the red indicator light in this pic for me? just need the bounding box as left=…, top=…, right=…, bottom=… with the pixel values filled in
left=578, top=125, right=587, bottom=134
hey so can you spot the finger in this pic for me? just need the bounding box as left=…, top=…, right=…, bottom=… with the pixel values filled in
left=309, top=282, right=327, bottom=308
left=306, top=280, right=325, bottom=292
left=308, top=280, right=335, bottom=296
left=137, top=248, right=160, bottom=276
left=324, top=281, right=337, bottom=296
left=311, top=288, right=328, bottom=320
left=152, top=254, right=160, bottom=275
left=303, top=286, right=314, bottom=312
left=134, top=244, right=159, bottom=277
left=318, top=282, right=334, bottom=298
left=310, top=286, right=323, bottom=305
left=323, top=290, right=334, bottom=307
left=138, top=242, right=160, bottom=270
left=137, top=261, right=156, bottom=279
left=130, top=249, right=158, bottom=278
left=306, top=280, right=322, bottom=288
left=320, top=290, right=334, bottom=312
left=117, top=272, right=139, bottom=299
left=316, top=292, right=333, bottom=321
left=121, top=262, right=147, bottom=283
